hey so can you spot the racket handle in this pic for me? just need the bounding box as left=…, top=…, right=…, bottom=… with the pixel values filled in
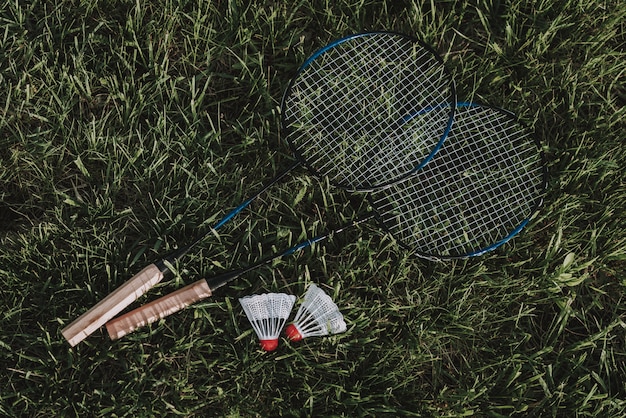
left=61, top=263, right=165, bottom=347
left=105, top=279, right=212, bottom=340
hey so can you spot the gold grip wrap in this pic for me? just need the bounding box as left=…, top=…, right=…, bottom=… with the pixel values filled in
left=62, top=264, right=165, bottom=347
left=105, top=279, right=212, bottom=340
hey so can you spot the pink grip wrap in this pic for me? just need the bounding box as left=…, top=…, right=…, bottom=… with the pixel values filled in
left=62, top=263, right=165, bottom=347
left=105, top=279, right=212, bottom=340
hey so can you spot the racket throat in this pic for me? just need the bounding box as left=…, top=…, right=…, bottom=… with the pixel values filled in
left=155, top=160, right=304, bottom=276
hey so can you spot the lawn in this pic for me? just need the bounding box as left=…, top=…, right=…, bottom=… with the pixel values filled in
left=1, top=0, right=625, bottom=416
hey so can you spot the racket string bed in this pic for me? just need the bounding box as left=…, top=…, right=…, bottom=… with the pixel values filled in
left=391, top=113, right=541, bottom=254
left=283, top=32, right=455, bottom=191
left=386, top=162, right=534, bottom=255
left=291, top=71, right=451, bottom=188
left=371, top=104, right=546, bottom=258
left=289, top=85, right=428, bottom=180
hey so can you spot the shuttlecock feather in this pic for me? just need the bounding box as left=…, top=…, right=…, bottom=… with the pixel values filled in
left=284, top=284, right=346, bottom=342
left=239, top=293, right=296, bottom=351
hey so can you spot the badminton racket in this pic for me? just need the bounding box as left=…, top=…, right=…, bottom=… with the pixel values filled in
left=62, top=31, right=456, bottom=346
left=105, top=102, right=547, bottom=340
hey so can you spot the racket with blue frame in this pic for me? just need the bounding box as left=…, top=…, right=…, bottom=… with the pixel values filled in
left=62, top=31, right=456, bottom=346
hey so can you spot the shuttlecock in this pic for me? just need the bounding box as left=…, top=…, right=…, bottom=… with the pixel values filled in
left=284, top=284, right=347, bottom=342
left=239, top=293, right=296, bottom=351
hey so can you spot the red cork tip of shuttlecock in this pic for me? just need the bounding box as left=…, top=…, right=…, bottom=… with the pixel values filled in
left=260, top=339, right=279, bottom=351
left=284, top=324, right=303, bottom=342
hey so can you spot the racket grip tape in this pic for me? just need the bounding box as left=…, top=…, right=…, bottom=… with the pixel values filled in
left=105, top=279, right=212, bottom=340
left=61, top=263, right=165, bottom=347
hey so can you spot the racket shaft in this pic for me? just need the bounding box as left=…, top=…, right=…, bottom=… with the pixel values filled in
left=106, top=279, right=212, bottom=340
left=211, top=161, right=300, bottom=231
left=61, top=264, right=165, bottom=347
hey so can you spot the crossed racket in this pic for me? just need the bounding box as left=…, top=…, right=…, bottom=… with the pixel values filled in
left=62, top=32, right=546, bottom=346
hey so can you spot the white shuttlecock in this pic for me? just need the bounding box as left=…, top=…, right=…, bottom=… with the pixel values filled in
left=284, top=284, right=347, bottom=342
left=239, top=293, right=296, bottom=351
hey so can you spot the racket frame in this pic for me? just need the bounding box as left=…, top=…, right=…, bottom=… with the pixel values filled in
left=281, top=31, right=456, bottom=192
left=368, top=102, right=548, bottom=260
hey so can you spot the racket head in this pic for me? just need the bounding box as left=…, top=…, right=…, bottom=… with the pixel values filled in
left=369, top=102, right=548, bottom=260
left=281, top=31, right=456, bottom=192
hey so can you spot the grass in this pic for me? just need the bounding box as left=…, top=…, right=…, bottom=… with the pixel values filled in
left=1, top=0, right=625, bottom=416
